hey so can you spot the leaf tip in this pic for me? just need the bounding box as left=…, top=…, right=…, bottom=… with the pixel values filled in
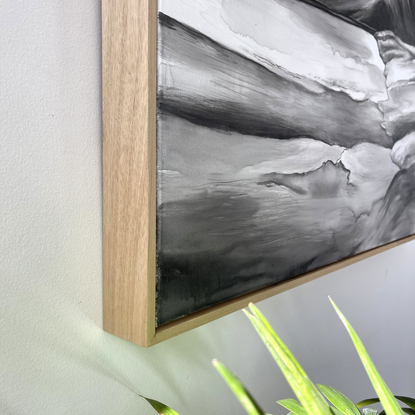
left=328, top=296, right=340, bottom=313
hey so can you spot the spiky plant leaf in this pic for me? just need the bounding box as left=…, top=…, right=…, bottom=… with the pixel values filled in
left=212, top=359, right=265, bottom=415
left=277, top=398, right=307, bottom=415
left=395, top=398, right=415, bottom=411
left=245, top=304, right=332, bottom=415
left=330, top=407, right=346, bottom=415
left=378, top=411, right=414, bottom=415
left=358, top=397, right=415, bottom=413
left=317, top=384, right=360, bottom=415
left=329, top=298, right=404, bottom=415
left=357, top=399, right=382, bottom=408
left=144, top=398, right=180, bottom=415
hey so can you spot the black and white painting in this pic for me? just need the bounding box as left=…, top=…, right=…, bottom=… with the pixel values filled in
left=156, top=0, right=415, bottom=326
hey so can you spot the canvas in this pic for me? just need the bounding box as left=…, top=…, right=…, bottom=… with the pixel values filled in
left=156, top=0, right=415, bottom=326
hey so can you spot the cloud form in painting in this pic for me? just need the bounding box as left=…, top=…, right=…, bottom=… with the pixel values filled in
left=158, top=14, right=391, bottom=147
left=159, top=0, right=387, bottom=102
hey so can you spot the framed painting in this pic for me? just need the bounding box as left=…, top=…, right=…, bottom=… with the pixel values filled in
left=102, top=0, right=415, bottom=346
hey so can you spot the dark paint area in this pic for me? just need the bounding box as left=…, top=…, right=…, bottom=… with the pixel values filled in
left=156, top=162, right=360, bottom=325
left=156, top=188, right=346, bottom=325
left=364, top=164, right=415, bottom=246
left=316, top=0, right=415, bottom=46
left=156, top=162, right=415, bottom=325
left=156, top=250, right=323, bottom=326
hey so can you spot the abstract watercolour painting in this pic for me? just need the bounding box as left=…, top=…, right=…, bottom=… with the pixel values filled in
left=156, top=0, right=415, bottom=326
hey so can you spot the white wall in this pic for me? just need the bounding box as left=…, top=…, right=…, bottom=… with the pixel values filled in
left=1, top=1, right=415, bottom=414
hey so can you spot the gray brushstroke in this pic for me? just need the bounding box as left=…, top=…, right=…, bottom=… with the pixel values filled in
left=158, top=13, right=392, bottom=148
left=361, top=165, right=415, bottom=248
left=160, top=0, right=387, bottom=100
left=221, top=0, right=377, bottom=56
left=156, top=117, right=403, bottom=325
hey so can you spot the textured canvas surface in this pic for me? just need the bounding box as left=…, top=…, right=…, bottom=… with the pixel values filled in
left=156, top=0, right=415, bottom=326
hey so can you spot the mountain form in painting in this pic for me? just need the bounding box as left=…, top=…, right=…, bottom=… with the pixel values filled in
left=156, top=0, right=415, bottom=326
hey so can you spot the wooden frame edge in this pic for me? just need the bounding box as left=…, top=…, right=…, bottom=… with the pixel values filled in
left=102, top=0, right=157, bottom=347
left=150, top=234, right=415, bottom=346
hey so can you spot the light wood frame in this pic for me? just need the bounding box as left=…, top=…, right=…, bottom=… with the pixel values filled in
left=102, top=0, right=415, bottom=347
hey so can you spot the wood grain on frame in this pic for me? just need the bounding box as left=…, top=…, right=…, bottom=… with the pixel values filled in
left=102, top=0, right=157, bottom=347
left=102, top=0, right=415, bottom=347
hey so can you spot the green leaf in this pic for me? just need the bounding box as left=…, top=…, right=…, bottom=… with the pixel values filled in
left=395, top=398, right=415, bottom=411
left=329, top=298, right=404, bottom=415
left=144, top=398, right=180, bottom=415
left=317, top=384, right=360, bottom=415
left=379, top=402, right=415, bottom=415
left=356, top=399, right=381, bottom=408
left=212, top=359, right=265, bottom=415
left=330, top=407, right=346, bottom=415
left=357, top=398, right=415, bottom=415
left=383, top=408, right=415, bottom=415
left=277, top=398, right=307, bottom=415
left=246, top=304, right=332, bottom=415
left=363, top=409, right=379, bottom=415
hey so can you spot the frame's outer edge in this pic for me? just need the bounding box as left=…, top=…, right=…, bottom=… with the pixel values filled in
left=102, top=0, right=157, bottom=347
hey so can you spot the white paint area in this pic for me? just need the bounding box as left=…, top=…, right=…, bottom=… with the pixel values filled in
left=160, top=0, right=387, bottom=102
left=2, top=1, right=415, bottom=415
